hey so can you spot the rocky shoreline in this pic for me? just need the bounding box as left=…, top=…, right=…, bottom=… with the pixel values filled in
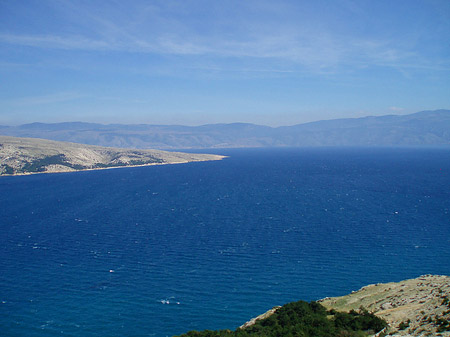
left=0, top=135, right=225, bottom=176
left=320, top=275, right=450, bottom=336
left=240, top=275, right=449, bottom=336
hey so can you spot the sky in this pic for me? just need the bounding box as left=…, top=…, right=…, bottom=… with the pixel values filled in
left=0, top=0, right=449, bottom=126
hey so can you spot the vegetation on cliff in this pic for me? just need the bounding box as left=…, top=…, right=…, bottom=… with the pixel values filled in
left=176, top=276, right=450, bottom=337
left=175, top=300, right=387, bottom=337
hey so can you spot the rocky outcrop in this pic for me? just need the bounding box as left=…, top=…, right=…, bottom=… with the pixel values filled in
left=320, top=275, right=450, bottom=336
left=239, top=306, right=281, bottom=329
left=238, top=276, right=450, bottom=336
left=0, top=135, right=225, bottom=175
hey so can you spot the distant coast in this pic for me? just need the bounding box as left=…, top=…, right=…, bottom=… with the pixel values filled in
left=1, top=159, right=222, bottom=177
left=1, top=110, right=449, bottom=149
left=0, top=135, right=225, bottom=176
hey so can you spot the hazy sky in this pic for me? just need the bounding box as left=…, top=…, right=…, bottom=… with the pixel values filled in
left=1, top=0, right=449, bottom=126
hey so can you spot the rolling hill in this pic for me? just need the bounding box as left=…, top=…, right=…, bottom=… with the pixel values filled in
left=0, top=110, right=449, bottom=149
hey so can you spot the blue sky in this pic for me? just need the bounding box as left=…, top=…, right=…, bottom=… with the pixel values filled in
left=0, top=0, right=449, bottom=126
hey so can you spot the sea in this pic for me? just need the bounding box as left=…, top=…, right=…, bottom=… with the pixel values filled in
left=1, top=147, right=449, bottom=337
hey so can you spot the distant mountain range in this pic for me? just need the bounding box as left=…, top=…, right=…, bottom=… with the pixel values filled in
left=0, top=109, right=449, bottom=149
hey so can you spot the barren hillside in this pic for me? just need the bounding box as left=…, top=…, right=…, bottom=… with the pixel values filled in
left=320, top=275, right=450, bottom=336
left=0, top=135, right=225, bottom=175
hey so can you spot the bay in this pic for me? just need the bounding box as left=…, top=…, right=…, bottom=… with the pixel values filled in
left=1, top=147, right=449, bottom=336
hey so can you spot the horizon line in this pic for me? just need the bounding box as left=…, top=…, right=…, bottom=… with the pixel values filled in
left=1, top=109, right=448, bottom=129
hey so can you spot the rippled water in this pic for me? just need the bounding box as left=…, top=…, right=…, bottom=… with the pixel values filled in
left=1, top=147, right=449, bottom=336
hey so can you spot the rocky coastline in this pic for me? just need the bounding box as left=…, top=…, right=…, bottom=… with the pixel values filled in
left=241, top=275, right=450, bottom=336
left=0, top=135, right=225, bottom=176
left=320, top=275, right=450, bottom=336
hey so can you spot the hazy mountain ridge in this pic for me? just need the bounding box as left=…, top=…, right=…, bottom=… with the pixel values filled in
left=0, top=135, right=224, bottom=176
left=0, top=110, right=449, bottom=149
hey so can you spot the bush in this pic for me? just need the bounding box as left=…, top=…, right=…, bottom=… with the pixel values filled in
left=175, top=301, right=387, bottom=337
left=398, top=319, right=410, bottom=330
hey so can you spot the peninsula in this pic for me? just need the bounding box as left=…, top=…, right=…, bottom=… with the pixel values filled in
left=0, top=135, right=225, bottom=176
left=177, top=275, right=450, bottom=336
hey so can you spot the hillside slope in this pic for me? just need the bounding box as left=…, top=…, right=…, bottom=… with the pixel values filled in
left=320, top=275, right=450, bottom=336
left=175, top=275, right=449, bottom=337
left=0, top=135, right=225, bottom=175
left=1, top=110, right=449, bottom=149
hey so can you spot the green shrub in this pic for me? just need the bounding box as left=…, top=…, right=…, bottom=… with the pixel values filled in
left=1, top=164, right=14, bottom=174
left=398, top=319, right=410, bottom=330
left=175, top=301, right=387, bottom=337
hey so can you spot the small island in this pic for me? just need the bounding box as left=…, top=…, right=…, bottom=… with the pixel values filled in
left=0, top=135, right=225, bottom=176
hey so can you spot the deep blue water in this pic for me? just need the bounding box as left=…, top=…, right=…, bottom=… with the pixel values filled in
left=1, top=147, right=449, bottom=337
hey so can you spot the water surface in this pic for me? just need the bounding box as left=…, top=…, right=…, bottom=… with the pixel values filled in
left=1, top=147, right=449, bottom=336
